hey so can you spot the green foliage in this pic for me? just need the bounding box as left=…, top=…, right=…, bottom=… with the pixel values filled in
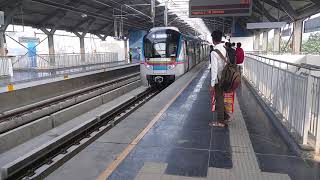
left=280, top=39, right=292, bottom=53
left=302, top=33, right=320, bottom=54
left=268, top=38, right=274, bottom=52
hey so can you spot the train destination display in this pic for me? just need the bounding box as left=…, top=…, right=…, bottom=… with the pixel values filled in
left=189, top=0, right=252, bottom=17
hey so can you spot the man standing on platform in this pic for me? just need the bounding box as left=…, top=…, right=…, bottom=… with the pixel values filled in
left=236, top=42, right=245, bottom=74
left=209, top=31, right=230, bottom=128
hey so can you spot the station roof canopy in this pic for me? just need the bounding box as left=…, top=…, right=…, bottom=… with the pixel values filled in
left=0, top=0, right=319, bottom=39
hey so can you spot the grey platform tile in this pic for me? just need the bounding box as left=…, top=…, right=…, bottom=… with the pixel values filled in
left=232, top=152, right=260, bottom=172
left=135, top=162, right=207, bottom=180
left=45, top=142, right=127, bottom=180
left=261, top=172, right=291, bottom=180
left=96, top=126, right=143, bottom=144
left=161, top=175, right=207, bottom=180
left=207, top=168, right=291, bottom=180
left=135, top=173, right=162, bottom=180
left=139, top=162, right=168, bottom=174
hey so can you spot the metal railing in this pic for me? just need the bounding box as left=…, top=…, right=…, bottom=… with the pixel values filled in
left=0, top=52, right=129, bottom=87
left=12, top=52, right=119, bottom=70
left=0, top=56, right=13, bottom=77
left=244, top=53, right=320, bottom=154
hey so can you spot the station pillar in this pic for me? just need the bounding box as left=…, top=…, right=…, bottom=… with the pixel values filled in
left=124, top=38, right=128, bottom=63
left=254, top=32, right=260, bottom=50
left=41, top=28, right=56, bottom=66
left=262, top=31, right=268, bottom=52
left=0, top=31, right=5, bottom=56
left=48, top=34, right=55, bottom=65
left=273, top=28, right=281, bottom=53
left=80, top=36, right=85, bottom=62
left=293, top=19, right=303, bottom=54
left=74, top=32, right=86, bottom=63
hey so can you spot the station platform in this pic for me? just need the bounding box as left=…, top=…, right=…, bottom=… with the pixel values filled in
left=0, top=61, right=128, bottom=92
left=44, top=63, right=320, bottom=180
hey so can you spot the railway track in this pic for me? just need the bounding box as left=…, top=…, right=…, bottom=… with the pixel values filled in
left=0, top=72, right=141, bottom=134
left=2, top=87, right=158, bottom=180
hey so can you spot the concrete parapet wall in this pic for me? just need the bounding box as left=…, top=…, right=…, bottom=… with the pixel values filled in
left=0, top=80, right=142, bottom=153
left=0, top=64, right=139, bottom=113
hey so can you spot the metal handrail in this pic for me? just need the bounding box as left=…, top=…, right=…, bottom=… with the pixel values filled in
left=244, top=55, right=320, bottom=154
left=246, top=53, right=320, bottom=71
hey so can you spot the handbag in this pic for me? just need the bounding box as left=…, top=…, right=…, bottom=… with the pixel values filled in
left=224, top=91, right=235, bottom=113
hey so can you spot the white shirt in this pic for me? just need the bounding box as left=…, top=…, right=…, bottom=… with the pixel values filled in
left=211, top=43, right=226, bottom=86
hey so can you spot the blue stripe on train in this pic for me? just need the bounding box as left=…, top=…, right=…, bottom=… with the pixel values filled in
left=153, top=65, right=168, bottom=70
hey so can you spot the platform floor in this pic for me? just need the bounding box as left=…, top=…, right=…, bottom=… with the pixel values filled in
left=45, top=64, right=320, bottom=180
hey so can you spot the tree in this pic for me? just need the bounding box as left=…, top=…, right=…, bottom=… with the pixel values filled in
left=302, top=33, right=320, bottom=54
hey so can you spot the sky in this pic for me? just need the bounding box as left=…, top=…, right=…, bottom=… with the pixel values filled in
left=5, top=25, right=127, bottom=60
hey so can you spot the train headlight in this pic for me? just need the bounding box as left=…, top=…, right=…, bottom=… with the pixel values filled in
left=168, top=64, right=176, bottom=70
left=145, top=64, right=152, bottom=69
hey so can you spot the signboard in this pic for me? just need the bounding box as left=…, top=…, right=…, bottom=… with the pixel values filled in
left=19, top=37, right=40, bottom=44
left=246, top=22, right=286, bottom=29
left=304, top=16, right=320, bottom=33
left=189, top=0, right=252, bottom=18
left=281, top=28, right=291, bottom=36
left=0, top=11, right=4, bottom=25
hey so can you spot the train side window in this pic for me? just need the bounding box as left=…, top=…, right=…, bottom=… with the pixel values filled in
left=185, top=41, right=189, bottom=55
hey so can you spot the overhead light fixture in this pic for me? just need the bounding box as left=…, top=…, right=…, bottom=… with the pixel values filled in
left=81, top=13, right=88, bottom=18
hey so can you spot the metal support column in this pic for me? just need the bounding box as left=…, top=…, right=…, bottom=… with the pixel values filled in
left=1, top=7, right=20, bottom=56
left=254, top=32, right=260, bottom=50
left=274, top=28, right=281, bottom=53
left=48, top=34, right=55, bottom=65
left=114, top=18, right=118, bottom=37
left=262, top=31, right=268, bottom=52
left=80, top=36, right=85, bottom=62
left=74, top=32, right=86, bottom=63
left=151, top=0, right=155, bottom=27
left=293, top=19, right=303, bottom=54
left=41, top=28, right=56, bottom=66
left=124, top=39, right=128, bottom=63
left=231, top=17, right=236, bottom=36
left=0, top=31, right=5, bottom=56
left=164, top=1, right=168, bottom=26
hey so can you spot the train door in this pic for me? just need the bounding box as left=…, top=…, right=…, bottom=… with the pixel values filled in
left=185, top=41, right=189, bottom=71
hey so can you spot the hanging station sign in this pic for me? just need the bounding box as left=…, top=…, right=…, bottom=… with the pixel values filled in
left=189, top=0, right=252, bottom=18
left=19, top=37, right=40, bottom=44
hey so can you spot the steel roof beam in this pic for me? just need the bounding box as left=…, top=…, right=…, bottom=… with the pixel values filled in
left=277, top=0, right=298, bottom=20
left=30, top=0, right=148, bottom=30
left=70, top=7, right=108, bottom=30
left=36, top=0, right=81, bottom=26
left=0, top=3, right=21, bottom=31
left=309, top=0, right=320, bottom=6
left=260, top=0, right=284, bottom=11
left=253, top=0, right=277, bottom=22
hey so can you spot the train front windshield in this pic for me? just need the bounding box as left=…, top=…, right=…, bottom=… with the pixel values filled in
left=144, top=29, right=180, bottom=59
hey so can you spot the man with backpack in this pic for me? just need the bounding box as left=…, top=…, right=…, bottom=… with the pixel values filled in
left=209, top=31, right=241, bottom=128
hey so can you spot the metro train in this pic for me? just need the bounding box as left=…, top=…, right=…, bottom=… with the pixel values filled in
left=140, top=27, right=209, bottom=86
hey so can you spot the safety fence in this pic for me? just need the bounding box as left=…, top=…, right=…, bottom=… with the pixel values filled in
left=244, top=53, right=320, bottom=154
left=0, top=52, right=129, bottom=86
left=12, top=52, right=119, bottom=70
